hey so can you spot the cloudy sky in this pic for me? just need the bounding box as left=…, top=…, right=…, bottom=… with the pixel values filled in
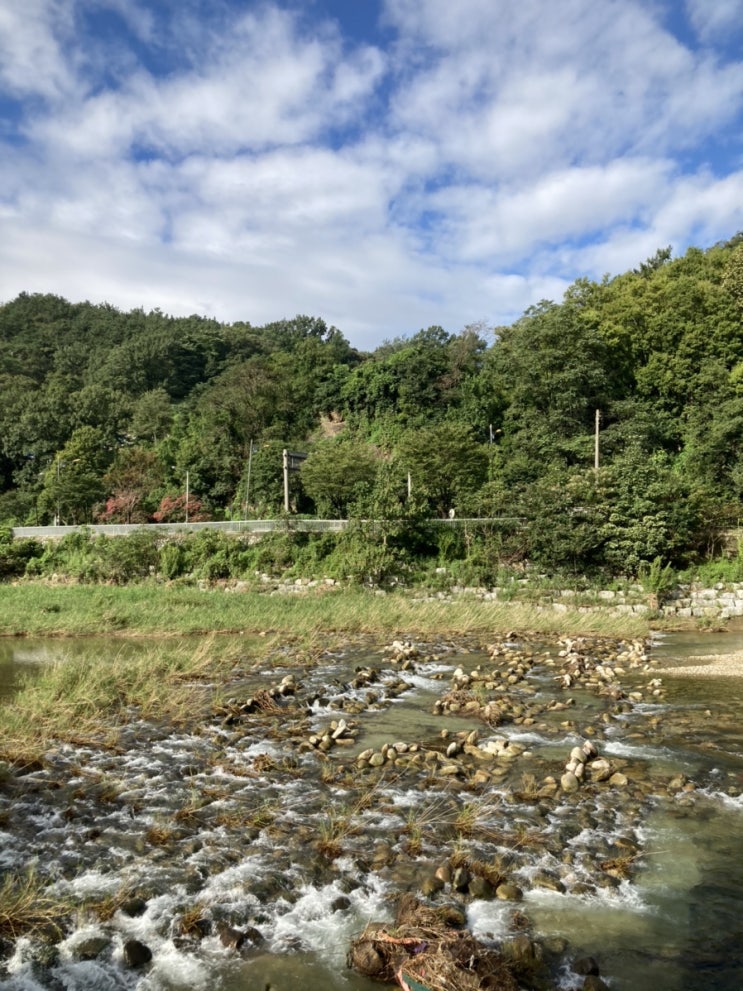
left=1, top=0, right=742, bottom=350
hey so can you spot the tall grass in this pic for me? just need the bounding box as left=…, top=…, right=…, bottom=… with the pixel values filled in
left=0, top=583, right=653, bottom=639
left=0, top=636, right=267, bottom=764
left=0, top=869, right=68, bottom=941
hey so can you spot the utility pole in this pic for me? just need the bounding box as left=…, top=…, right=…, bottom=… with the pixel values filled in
left=244, top=441, right=254, bottom=518
left=185, top=470, right=190, bottom=522
left=283, top=449, right=290, bottom=513
left=594, top=409, right=601, bottom=476
left=56, top=455, right=61, bottom=526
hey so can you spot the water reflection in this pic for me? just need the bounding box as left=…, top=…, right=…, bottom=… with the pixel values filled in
left=0, top=640, right=62, bottom=698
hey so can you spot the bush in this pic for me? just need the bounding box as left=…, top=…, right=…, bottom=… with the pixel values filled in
left=93, top=531, right=160, bottom=583
left=0, top=527, right=43, bottom=579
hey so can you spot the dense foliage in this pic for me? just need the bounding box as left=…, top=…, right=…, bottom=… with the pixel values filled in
left=2, top=233, right=742, bottom=582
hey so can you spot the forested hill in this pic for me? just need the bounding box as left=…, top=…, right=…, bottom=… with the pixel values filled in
left=1, top=233, right=742, bottom=576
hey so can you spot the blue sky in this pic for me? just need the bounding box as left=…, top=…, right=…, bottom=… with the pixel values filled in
left=1, top=0, right=742, bottom=350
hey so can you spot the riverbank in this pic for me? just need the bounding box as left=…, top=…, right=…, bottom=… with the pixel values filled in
left=0, top=580, right=695, bottom=641
left=653, top=650, right=743, bottom=677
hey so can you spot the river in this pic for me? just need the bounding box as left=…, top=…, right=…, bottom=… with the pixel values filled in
left=1, top=629, right=743, bottom=990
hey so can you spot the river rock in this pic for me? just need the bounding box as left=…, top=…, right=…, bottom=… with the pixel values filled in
left=588, top=758, right=614, bottom=782
left=420, top=874, right=445, bottom=896
left=73, top=935, right=110, bottom=960
left=123, top=939, right=152, bottom=968
left=120, top=896, right=148, bottom=917
left=349, top=939, right=385, bottom=975
left=561, top=771, right=580, bottom=793
left=573, top=955, right=600, bottom=975
left=496, top=881, right=523, bottom=901
left=582, top=976, right=610, bottom=990
left=468, top=875, right=494, bottom=899
left=452, top=865, right=471, bottom=891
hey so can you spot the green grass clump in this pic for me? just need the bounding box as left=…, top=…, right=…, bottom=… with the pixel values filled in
left=0, top=583, right=653, bottom=640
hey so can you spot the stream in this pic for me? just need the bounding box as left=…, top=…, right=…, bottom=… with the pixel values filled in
left=1, top=629, right=743, bottom=990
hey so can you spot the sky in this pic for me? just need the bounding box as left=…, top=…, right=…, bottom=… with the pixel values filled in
left=1, top=0, right=742, bottom=351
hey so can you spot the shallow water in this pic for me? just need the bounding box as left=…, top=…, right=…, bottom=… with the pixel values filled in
left=2, top=630, right=743, bottom=990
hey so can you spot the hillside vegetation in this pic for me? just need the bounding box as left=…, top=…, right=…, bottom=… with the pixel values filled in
left=2, top=234, right=742, bottom=585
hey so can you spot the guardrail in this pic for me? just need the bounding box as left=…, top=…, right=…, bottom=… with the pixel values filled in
left=10, top=518, right=519, bottom=540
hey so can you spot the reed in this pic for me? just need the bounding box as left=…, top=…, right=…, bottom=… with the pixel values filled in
left=0, top=635, right=267, bottom=764
left=0, top=583, right=655, bottom=639
left=0, top=869, right=69, bottom=941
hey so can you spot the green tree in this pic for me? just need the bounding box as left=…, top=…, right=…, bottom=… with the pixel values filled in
left=396, top=423, right=488, bottom=517
left=37, top=427, right=112, bottom=524
left=129, top=388, right=173, bottom=444
left=300, top=439, right=378, bottom=516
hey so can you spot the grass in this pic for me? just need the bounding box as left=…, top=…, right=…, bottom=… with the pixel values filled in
left=0, top=582, right=659, bottom=639
left=0, top=869, right=69, bottom=942
left=0, top=635, right=270, bottom=765
left=0, top=579, right=668, bottom=770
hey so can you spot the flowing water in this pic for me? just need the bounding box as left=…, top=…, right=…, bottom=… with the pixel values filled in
left=1, top=630, right=743, bottom=990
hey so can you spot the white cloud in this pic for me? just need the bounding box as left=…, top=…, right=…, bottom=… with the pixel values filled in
left=424, top=158, right=673, bottom=264
left=385, top=0, right=743, bottom=180
left=27, top=5, right=385, bottom=159
left=0, top=0, right=79, bottom=101
left=0, top=0, right=741, bottom=349
left=685, top=0, right=743, bottom=44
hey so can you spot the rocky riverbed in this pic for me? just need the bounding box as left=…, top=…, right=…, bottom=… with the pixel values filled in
left=1, top=630, right=742, bottom=990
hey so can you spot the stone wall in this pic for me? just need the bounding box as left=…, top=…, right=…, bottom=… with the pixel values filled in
left=449, top=580, right=743, bottom=621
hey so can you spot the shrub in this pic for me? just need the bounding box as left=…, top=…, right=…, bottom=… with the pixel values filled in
left=0, top=528, right=43, bottom=579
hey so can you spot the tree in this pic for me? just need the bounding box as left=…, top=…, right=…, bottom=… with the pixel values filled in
left=129, top=388, right=173, bottom=444
left=37, top=427, right=112, bottom=524
left=300, top=439, right=378, bottom=517
left=98, top=447, right=165, bottom=523
left=723, top=242, right=743, bottom=310
left=396, top=423, right=488, bottom=517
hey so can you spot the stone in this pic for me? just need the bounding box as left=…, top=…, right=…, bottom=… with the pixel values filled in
left=74, top=935, right=110, bottom=960
left=495, top=882, right=523, bottom=901
left=573, top=956, right=600, bottom=975
left=123, top=939, right=152, bottom=968
left=561, top=771, right=580, bottom=792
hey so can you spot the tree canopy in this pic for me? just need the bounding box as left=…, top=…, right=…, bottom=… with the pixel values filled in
left=2, top=233, right=742, bottom=578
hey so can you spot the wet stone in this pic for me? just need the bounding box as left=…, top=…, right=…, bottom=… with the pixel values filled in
left=123, top=939, right=152, bottom=968
left=73, top=935, right=111, bottom=961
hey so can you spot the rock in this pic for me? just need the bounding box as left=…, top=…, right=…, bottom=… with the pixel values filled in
left=216, top=921, right=263, bottom=950
left=583, top=976, right=610, bottom=990
left=573, top=956, right=600, bottom=975
left=73, top=935, right=110, bottom=960
left=120, top=897, right=148, bottom=917
left=452, top=865, right=471, bottom=891
left=496, top=882, right=523, bottom=901
left=123, top=939, right=152, bottom=968
left=467, top=875, right=494, bottom=899
left=349, top=939, right=385, bottom=976
left=420, top=875, right=445, bottom=896
left=588, top=758, right=614, bottom=782
left=561, top=771, right=580, bottom=793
